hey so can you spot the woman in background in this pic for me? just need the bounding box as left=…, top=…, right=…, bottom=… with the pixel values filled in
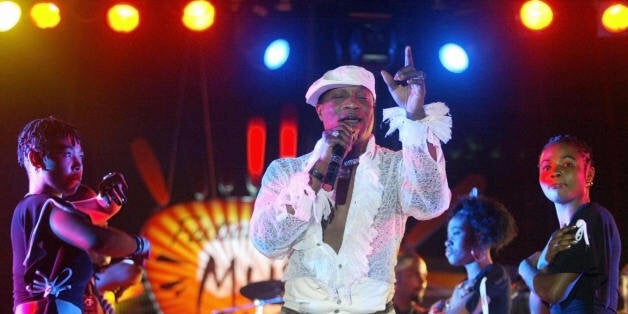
left=429, top=189, right=518, bottom=314
left=518, top=135, right=620, bottom=313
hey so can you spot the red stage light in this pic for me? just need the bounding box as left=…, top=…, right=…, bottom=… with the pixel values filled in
left=247, top=118, right=267, bottom=184
left=279, top=105, right=298, bottom=158
left=279, top=118, right=297, bottom=158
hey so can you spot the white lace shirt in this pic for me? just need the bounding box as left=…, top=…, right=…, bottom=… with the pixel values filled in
left=250, top=103, right=452, bottom=313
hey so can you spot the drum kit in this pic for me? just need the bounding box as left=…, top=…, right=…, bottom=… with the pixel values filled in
left=211, top=280, right=284, bottom=314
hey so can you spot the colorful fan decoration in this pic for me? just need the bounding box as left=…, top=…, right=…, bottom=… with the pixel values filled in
left=141, top=197, right=286, bottom=313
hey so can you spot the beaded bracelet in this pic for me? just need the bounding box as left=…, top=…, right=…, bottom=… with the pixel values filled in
left=132, top=235, right=149, bottom=257
left=308, top=167, right=325, bottom=182
left=133, top=235, right=143, bottom=256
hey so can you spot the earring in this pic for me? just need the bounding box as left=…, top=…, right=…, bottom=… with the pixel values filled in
left=471, top=248, right=486, bottom=262
left=586, top=181, right=594, bottom=187
left=471, top=249, right=479, bottom=261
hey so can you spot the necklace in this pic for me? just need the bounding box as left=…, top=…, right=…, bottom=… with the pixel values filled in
left=338, top=158, right=358, bottom=179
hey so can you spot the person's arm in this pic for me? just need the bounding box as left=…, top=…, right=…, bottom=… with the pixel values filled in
left=380, top=46, right=452, bottom=219
left=249, top=158, right=332, bottom=259
left=528, top=291, right=550, bottom=314
left=69, top=172, right=128, bottom=225
left=534, top=272, right=579, bottom=305
left=399, top=148, right=451, bottom=224
left=378, top=101, right=452, bottom=220
left=49, top=205, right=148, bottom=259
left=519, top=252, right=580, bottom=305
left=95, top=260, right=143, bottom=293
left=381, top=46, right=452, bottom=161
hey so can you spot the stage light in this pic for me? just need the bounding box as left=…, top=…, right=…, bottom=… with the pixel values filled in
left=279, top=106, right=298, bottom=158
left=438, top=43, right=469, bottom=74
left=232, top=2, right=304, bottom=75
left=0, top=1, right=21, bottom=32
left=30, top=2, right=61, bottom=29
left=247, top=117, right=266, bottom=185
left=263, top=38, right=290, bottom=70
left=601, top=3, right=628, bottom=34
left=243, top=28, right=299, bottom=73
left=520, top=0, right=554, bottom=31
left=182, top=0, right=215, bottom=32
left=107, top=3, right=140, bottom=33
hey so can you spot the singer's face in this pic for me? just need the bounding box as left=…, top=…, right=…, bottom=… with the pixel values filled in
left=316, top=86, right=375, bottom=143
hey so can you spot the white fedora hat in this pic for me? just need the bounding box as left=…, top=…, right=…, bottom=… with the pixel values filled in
left=305, top=65, right=376, bottom=106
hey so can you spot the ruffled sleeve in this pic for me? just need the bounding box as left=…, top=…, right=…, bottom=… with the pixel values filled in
left=383, top=102, right=452, bottom=219
left=383, top=101, right=452, bottom=149
left=249, top=145, right=334, bottom=259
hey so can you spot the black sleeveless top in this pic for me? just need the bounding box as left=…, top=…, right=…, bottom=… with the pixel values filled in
left=12, top=194, right=94, bottom=311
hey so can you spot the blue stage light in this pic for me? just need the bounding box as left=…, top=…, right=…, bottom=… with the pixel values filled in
left=264, top=38, right=290, bottom=70
left=438, top=43, right=469, bottom=74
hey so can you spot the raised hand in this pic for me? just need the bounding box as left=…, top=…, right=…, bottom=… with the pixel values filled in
left=381, top=46, right=427, bottom=120
left=98, top=171, right=129, bottom=206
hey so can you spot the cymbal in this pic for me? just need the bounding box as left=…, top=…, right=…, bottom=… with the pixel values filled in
left=239, top=280, right=284, bottom=301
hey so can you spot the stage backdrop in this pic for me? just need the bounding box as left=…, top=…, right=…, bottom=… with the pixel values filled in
left=139, top=197, right=286, bottom=314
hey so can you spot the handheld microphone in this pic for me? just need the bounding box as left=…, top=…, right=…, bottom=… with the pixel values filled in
left=321, top=145, right=345, bottom=191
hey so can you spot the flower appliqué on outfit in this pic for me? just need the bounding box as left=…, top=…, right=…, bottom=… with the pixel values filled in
left=574, top=219, right=590, bottom=246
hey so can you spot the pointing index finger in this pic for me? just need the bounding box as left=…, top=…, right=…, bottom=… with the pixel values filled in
left=405, top=46, right=414, bottom=67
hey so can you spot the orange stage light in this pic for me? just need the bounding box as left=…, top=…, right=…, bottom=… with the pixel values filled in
left=30, top=2, right=60, bottom=29
left=107, top=3, right=140, bottom=33
left=519, top=0, right=554, bottom=31
left=601, top=3, right=628, bottom=34
left=182, top=0, right=215, bottom=32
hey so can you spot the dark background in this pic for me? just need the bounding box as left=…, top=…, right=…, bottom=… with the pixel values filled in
left=1, top=0, right=626, bottom=311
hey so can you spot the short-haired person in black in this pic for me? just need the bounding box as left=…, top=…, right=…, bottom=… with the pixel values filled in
left=65, top=182, right=145, bottom=313
left=11, top=117, right=150, bottom=314
left=518, top=135, right=621, bottom=313
left=429, top=189, right=518, bottom=314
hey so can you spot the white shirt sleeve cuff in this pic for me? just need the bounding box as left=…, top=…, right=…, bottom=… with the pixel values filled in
left=382, top=102, right=452, bottom=148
